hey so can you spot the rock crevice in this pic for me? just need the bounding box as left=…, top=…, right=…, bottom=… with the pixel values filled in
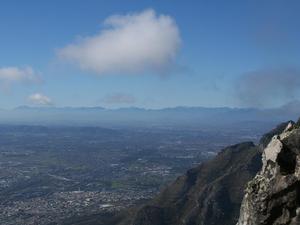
left=237, top=122, right=300, bottom=225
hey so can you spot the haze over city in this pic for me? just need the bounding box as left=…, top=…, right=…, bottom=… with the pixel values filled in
left=1, top=1, right=300, bottom=225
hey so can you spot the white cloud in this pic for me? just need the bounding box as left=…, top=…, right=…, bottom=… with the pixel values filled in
left=58, top=9, right=181, bottom=75
left=0, top=66, right=39, bottom=84
left=236, top=67, right=300, bottom=107
left=28, top=93, right=53, bottom=106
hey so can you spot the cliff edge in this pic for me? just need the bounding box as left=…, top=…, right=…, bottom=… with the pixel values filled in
left=237, top=121, right=300, bottom=225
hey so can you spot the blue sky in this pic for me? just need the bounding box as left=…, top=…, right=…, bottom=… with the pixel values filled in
left=0, top=0, right=299, bottom=109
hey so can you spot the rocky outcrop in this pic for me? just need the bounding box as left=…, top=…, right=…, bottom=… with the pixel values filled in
left=66, top=121, right=294, bottom=225
left=129, top=122, right=296, bottom=225
left=127, top=122, right=293, bottom=225
left=237, top=121, right=300, bottom=225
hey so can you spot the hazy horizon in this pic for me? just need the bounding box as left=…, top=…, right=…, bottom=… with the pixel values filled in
left=0, top=2, right=299, bottom=224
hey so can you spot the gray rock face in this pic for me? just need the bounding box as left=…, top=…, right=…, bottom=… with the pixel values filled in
left=237, top=122, right=300, bottom=225
left=126, top=122, right=291, bottom=225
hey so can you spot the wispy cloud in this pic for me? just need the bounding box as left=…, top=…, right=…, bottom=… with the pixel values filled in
left=0, top=66, right=40, bottom=89
left=28, top=93, right=53, bottom=106
left=58, top=9, right=181, bottom=75
left=101, top=93, right=136, bottom=105
left=235, top=67, right=300, bottom=107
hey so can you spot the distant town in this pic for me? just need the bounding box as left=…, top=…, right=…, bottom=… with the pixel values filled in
left=0, top=124, right=265, bottom=224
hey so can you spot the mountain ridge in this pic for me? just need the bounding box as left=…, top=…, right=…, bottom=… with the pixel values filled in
left=64, top=121, right=293, bottom=225
left=0, top=104, right=299, bottom=128
left=126, top=121, right=294, bottom=225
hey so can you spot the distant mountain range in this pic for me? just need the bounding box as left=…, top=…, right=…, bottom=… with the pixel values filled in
left=0, top=102, right=300, bottom=128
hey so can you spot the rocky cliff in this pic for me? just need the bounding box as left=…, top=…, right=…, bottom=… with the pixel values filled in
left=129, top=122, right=292, bottom=225
left=67, top=121, right=295, bottom=225
left=237, top=121, right=300, bottom=225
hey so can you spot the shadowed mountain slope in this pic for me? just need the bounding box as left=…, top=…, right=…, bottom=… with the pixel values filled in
left=65, top=121, right=291, bottom=225
left=128, top=122, right=291, bottom=225
left=131, top=142, right=260, bottom=225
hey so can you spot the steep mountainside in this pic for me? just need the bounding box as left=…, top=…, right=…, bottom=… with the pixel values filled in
left=237, top=121, right=300, bottom=225
left=67, top=121, right=292, bottom=225
left=131, top=142, right=260, bottom=225
left=127, top=122, right=291, bottom=225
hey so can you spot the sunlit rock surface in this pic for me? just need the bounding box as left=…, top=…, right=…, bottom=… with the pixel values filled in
left=237, top=121, right=300, bottom=225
